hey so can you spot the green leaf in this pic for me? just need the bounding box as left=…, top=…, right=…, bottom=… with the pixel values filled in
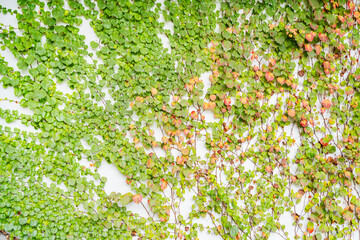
left=222, top=40, right=232, bottom=51
left=25, top=55, right=35, bottom=65
left=52, top=7, right=65, bottom=20
left=90, top=41, right=99, bottom=48
left=134, top=86, right=142, bottom=94
left=30, top=219, right=38, bottom=227
left=17, top=59, right=28, bottom=70
left=19, top=217, right=28, bottom=225
left=120, top=193, right=133, bottom=205
left=68, top=178, right=76, bottom=186
left=229, top=226, right=239, bottom=237
left=328, top=146, right=336, bottom=154
left=1, top=76, right=12, bottom=86
left=36, top=47, right=46, bottom=56
left=134, top=64, right=142, bottom=72
left=106, top=102, right=114, bottom=112
left=326, top=14, right=337, bottom=24
left=35, top=90, right=47, bottom=100
left=309, top=0, right=320, bottom=8
left=275, top=33, right=286, bottom=45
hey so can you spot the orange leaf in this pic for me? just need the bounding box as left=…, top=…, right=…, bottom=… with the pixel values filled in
left=133, top=194, right=142, bottom=204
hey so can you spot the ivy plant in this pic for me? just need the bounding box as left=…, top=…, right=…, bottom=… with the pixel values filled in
left=0, top=0, right=360, bottom=239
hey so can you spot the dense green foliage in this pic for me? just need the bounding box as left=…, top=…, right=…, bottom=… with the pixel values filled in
left=1, top=0, right=360, bottom=239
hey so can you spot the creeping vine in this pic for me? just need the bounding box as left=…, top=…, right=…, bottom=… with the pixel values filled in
left=0, top=0, right=360, bottom=239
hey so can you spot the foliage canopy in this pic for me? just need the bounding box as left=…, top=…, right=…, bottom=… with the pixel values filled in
left=1, top=0, right=360, bottom=239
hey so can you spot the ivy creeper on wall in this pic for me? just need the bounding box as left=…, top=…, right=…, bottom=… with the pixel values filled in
left=0, top=0, right=360, bottom=239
